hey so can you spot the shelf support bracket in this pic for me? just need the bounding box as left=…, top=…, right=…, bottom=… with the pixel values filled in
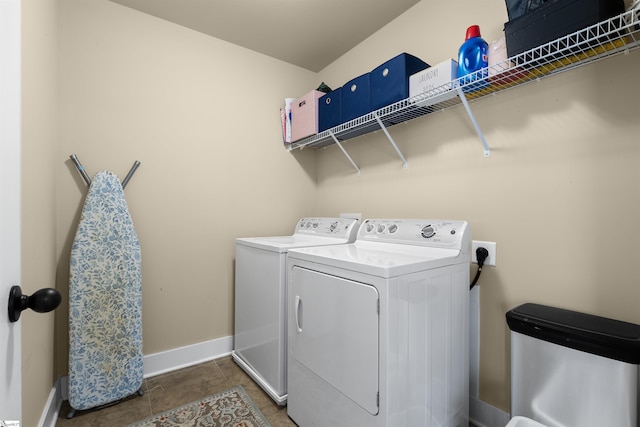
left=456, top=86, right=491, bottom=157
left=329, top=131, right=360, bottom=175
left=374, top=113, right=408, bottom=169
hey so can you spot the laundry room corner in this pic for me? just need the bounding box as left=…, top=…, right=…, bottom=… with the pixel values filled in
left=312, top=0, right=640, bottom=417
left=54, top=0, right=320, bottom=381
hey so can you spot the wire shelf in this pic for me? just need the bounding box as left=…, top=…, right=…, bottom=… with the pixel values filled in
left=287, top=6, right=640, bottom=152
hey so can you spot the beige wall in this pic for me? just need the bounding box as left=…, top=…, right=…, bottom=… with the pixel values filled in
left=21, top=0, right=59, bottom=426
left=314, top=0, right=640, bottom=411
left=20, top=0, right=640, bottom=421
left=54, top=0, right=317, bottom=373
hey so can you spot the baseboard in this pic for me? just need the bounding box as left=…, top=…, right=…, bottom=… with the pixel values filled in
left=42, top=335, right=234, bottom=424
left=470, top=396, right=511, bottom=427
left=37, top=376, right=63, bottom=427
left=142, top=335, right=233, bottom=378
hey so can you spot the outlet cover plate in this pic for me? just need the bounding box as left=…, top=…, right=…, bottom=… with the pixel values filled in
left=471, top=240, right=496, bottom=266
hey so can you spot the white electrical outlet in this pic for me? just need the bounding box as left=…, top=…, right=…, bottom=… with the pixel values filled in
left=471, top=240, right=496, bottom=266
left=340, top=213, right=362, bottom=222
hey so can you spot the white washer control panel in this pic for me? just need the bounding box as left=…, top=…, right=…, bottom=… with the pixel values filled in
left=358, top=219, right=469, bottom=249
left=295, top=217, right=360, bottom=239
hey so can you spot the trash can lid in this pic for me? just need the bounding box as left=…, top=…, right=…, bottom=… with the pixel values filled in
left=506, top=303, right=640, bottom=364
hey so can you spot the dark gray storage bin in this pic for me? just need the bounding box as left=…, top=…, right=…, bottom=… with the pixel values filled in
left=504, top=0, right=625, bottom=58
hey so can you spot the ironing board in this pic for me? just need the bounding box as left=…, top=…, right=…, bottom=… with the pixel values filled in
left=68, top=171, right=143, bottom=415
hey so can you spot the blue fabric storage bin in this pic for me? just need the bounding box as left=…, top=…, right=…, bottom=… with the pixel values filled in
left=318, top=88, right=342, bottom=132
left=370, top=53, right=430, bottom=111
left=341, top=73, right=371, bottom=123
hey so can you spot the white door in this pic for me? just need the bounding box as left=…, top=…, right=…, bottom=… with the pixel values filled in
left=0, top=0, right=22, bottom=423
left=291, top=267, right=379, bottom=415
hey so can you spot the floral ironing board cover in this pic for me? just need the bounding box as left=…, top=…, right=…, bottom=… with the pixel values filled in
left=68, top=171, right=143, bottom=411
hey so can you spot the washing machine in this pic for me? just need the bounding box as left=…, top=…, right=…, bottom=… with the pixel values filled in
left=232, top=217, right=359, bottom=405
left=287, top=219, right=471, bottom=427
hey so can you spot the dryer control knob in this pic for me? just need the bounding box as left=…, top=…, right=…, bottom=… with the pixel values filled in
left=365, top=223, right=375, bottom=233
left=421, top=225, right=436, bottom=239
left=388, top=224, right=398, bottom=234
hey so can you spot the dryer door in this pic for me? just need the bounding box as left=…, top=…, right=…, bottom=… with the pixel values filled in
left=291, top=266, right=379, bottom=415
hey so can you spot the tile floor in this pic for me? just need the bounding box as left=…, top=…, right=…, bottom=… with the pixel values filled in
left=55, top=356, right=295, bottom=426
left=55, top=356, right=477, bottom=426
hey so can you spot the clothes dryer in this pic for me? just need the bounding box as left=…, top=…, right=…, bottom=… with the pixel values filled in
left=232, top=217, right=359, bottom=405
left=287, top=219, right=471, bottom=426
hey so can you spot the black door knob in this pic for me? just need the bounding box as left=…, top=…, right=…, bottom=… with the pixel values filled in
left=8, top=285, right=61, bottom=322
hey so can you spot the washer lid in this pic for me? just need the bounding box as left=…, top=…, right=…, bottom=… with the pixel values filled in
left=235, top=217, right=360, bottom=253
left=287, top=240, right=463, bottom=278
left=236, top=235, right=354, bottom=253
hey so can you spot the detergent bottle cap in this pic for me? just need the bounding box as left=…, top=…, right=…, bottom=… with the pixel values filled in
left=465, top=25, right=481, bottom=40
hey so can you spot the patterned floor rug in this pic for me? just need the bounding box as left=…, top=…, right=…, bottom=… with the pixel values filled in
left=126, top=385, right=272, bottom=427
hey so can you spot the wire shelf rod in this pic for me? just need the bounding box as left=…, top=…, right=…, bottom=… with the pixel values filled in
left=329, top=131, right=360, bottom=175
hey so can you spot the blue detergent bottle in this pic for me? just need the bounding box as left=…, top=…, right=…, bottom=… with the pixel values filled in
left=457, top=25, right=489, bottom=89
